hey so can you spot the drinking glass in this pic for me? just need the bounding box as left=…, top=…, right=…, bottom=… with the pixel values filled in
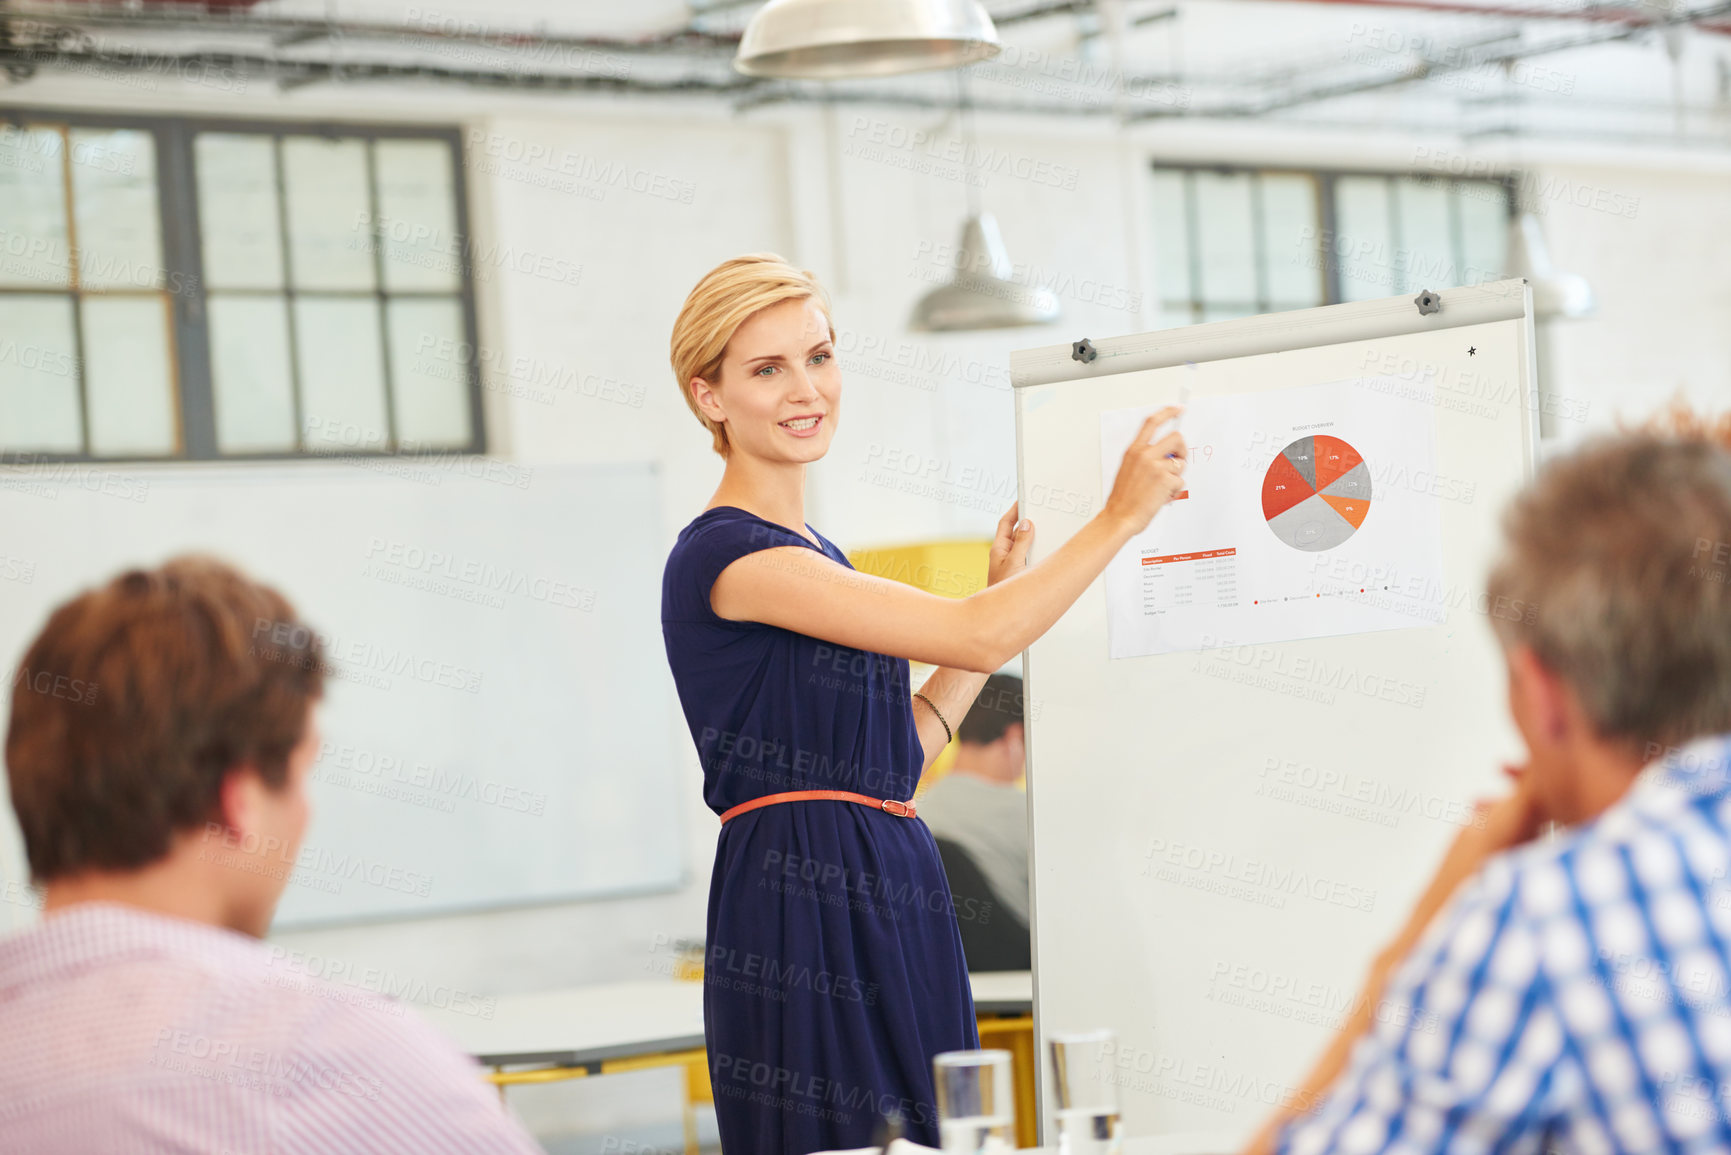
left=1049, top=1028, right=1122, bottom=1155
left=933, top=1048, right=1015, bottom=1154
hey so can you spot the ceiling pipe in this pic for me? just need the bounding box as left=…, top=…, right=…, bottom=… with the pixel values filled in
left=4, top=34, right=1726, bottom=124
left=1106, top=26, right=1521, bottom=97
left=1128, top=1, right=1731, bottom=119
left=1257, top=0, right=1731, bottom=35
left=0, top=0, right=1724, bottom=70
left=0, top=0, right=1104, bottom=56
left=0, top=43, right=762, bottom=94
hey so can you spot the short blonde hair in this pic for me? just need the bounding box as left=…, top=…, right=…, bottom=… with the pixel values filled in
left=669, top=253, right=834, bottom=458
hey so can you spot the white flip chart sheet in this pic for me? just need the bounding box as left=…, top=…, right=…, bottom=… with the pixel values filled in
left=1098, top=376, right=1444, bottom=658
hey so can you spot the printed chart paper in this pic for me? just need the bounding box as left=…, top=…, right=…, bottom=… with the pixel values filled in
left=1099, top=377, right=1445, bottom=658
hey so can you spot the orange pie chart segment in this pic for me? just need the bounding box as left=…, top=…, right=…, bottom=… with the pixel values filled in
left=1312, top=435, right=1364, bottom=490
left=1321, top=493, right=1370, bottom=530
left=1260, top=451, right=1315, bottom=521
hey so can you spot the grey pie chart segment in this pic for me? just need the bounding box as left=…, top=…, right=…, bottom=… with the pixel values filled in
left=1281, top=435, right=1317, bottom=489
left=1267, top=493, right=1360, bottom=551
left=1321, top=461, right=1372, bottom=501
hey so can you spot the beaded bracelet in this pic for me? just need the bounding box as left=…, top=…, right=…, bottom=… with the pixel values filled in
left=913, top=691, right=952, bottom=743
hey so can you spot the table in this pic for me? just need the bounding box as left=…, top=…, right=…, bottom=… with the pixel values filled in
left=423, top=979, right=706, bottom=1068
left=969, top=969, right=1035, bottom=1014
left=423, top=971, right=1035, bottom=1153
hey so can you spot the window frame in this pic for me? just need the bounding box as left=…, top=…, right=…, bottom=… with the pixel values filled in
left=0, top=107, right=485, bottom=465
left=1150, top=160, right=1518, bottom=322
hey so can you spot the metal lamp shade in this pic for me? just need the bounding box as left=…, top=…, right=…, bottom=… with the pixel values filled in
left=734, top=0, right=1002, bottom=79
left=910, top=212, right=1060, bottom=331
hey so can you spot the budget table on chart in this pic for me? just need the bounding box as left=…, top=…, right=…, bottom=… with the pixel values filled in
left=1138, top=547, right=1239, bottom=613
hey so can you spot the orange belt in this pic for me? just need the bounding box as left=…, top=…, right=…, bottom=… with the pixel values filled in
left=719, top=790, right=918, bottom=825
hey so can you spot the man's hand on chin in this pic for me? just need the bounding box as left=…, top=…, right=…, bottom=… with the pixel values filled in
left=1235, top=763, right=1547, bottom=1155
left=1430, top=763, right=1546, bottom=900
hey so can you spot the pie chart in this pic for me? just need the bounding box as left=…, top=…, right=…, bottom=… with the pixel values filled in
left=1261, top=435, right=1372, bottom=551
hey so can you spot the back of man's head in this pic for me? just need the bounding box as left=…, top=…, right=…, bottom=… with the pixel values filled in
left=958, top=673, right=1026, bottom=747
left=6, top=555, right=326, bottom=912
left=1485, top=433, right=1731, bottom=757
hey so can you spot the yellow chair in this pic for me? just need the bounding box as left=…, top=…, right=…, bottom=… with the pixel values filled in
left=976, top=1013, right=1038, bottom=1149
left=845, top=537, right=996, bottom=793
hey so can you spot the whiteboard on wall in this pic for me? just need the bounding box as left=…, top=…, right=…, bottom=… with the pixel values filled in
left=0, top=460, right=685, bottom=929
left=1012, top=280, right=1539, bottom=1148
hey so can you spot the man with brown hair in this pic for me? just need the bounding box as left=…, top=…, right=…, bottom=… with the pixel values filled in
left=1245, top=432, right=1731, bottom=1155
left=0, top=555, right=543, bottom=1153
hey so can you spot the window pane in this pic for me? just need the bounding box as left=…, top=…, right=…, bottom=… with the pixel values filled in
left=0, top=127, right=70, bottom=287
left=82, top=296, right=177, bottom=456
left=195, top=134, right=284, bottom=290
left=294, top=297, right=388, bottom=451
left=1456, top=181, right=1509, bottom=286
left=1201, top=305, right=1256, bottom=323
left=1259, top=174, right=1322, bottom=308
left=375, top=140, right=461, bottom=292
left=71, top=129, right=163, bottom=291
left=1151, top=169, right=1192, bottom=310
left=1394, top=176, right=1453, bottom=295
left=1334, top=176, right=1393, bottom=301
left=209, top=295, right=297, bottom=453
left=0, top=296, right=81, bottom=452
left=282, top=137, right=375, bottom=291
left=386, top=298, right=471, bottom=448
left=1192, top=172, right=1256, bottom=306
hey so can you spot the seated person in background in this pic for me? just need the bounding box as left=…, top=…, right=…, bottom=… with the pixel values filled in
left=918, top=672, right=1031, bottom=961
left=0, top=555, right=544, bottom=1155
left=1244, top=431, right=1731, bottom=1155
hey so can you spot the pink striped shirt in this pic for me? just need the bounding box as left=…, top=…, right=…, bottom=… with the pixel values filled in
left=0, top=902, right=545, bottom=1154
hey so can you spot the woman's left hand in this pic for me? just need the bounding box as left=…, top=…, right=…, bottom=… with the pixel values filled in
left=986, top=501, right=1034, bottom=587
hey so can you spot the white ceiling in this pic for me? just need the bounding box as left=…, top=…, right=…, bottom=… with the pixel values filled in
left=0, top=0, right=1726, bottom=147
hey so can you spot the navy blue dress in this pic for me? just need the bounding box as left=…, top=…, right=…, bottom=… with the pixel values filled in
left=661, top=505, right=979, bottom=1154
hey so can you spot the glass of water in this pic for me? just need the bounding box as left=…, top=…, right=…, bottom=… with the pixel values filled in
left=1049, top=1028, right=1122, bottom=1155
left=933, top=1049, right=1015, bottom=1154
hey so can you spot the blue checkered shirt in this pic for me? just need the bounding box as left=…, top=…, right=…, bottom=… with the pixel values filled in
left=1276, top=732, right=1731, bottom=1155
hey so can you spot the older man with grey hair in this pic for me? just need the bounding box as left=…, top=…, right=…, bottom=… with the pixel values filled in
left=1243, top=431, right=1731, bottom=1155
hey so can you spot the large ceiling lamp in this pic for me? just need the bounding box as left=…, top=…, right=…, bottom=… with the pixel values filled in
left=734, top=0, right=1002, bottom=79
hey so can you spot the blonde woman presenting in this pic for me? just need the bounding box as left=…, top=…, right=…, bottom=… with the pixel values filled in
left=661, top=254, right=1185, bottom=1154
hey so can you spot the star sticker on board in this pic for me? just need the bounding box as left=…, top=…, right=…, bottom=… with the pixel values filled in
left=1468, top=346, right=1477, bottom=356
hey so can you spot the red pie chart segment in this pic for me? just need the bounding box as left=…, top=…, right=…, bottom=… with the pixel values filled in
left=1313, top=436, right=1364, bottom=490
left=1260, top=451, right=1315, bottom=520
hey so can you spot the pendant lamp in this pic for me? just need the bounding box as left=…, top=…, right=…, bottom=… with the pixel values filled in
left=910, top=211, right=1061, bottom=330
left=734, top=0, right=1002, bottom=79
